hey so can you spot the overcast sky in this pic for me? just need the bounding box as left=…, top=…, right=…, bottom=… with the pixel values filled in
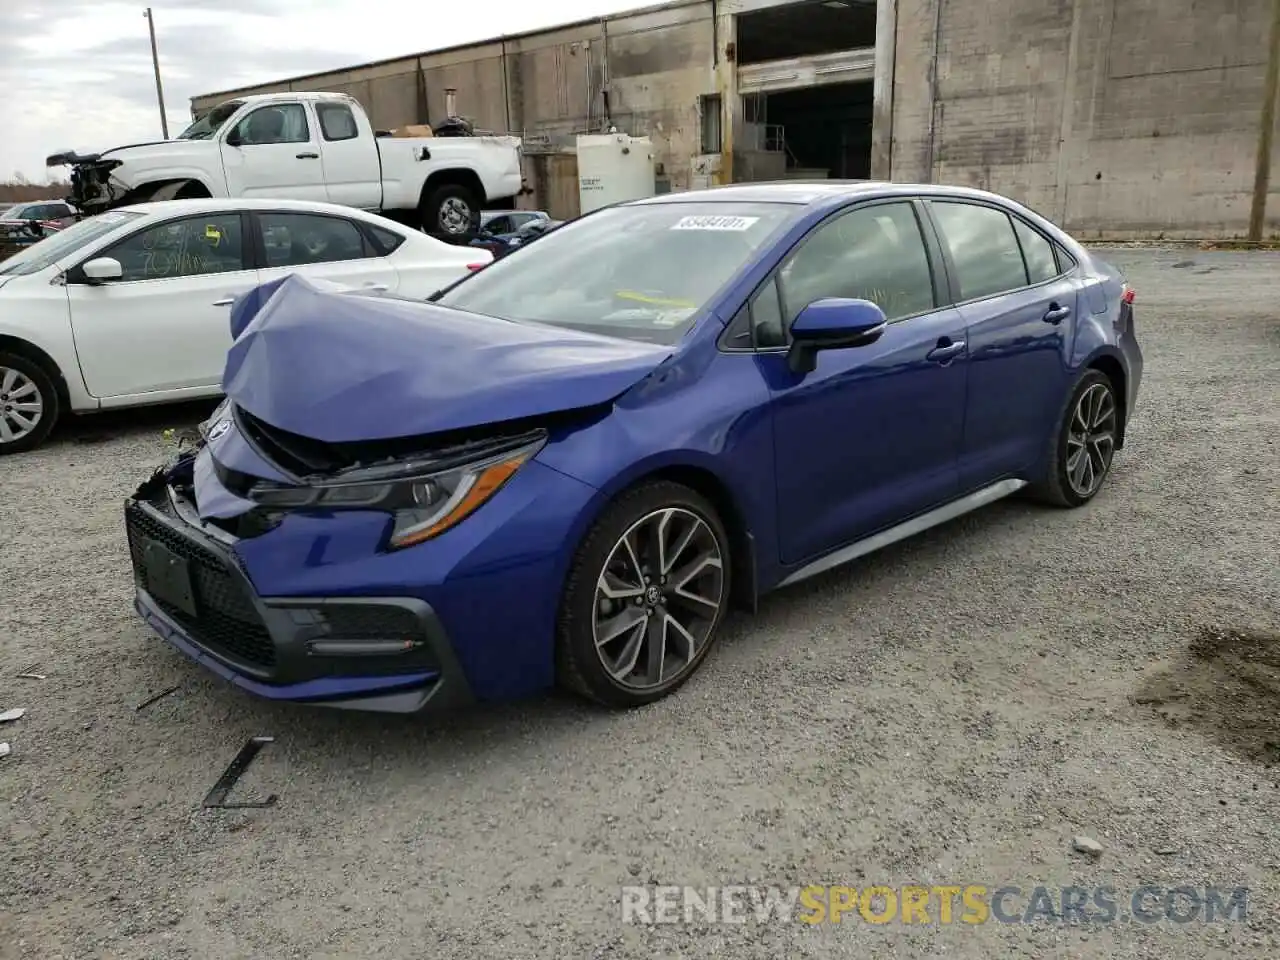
left=0, top=0, right=646, bottom=182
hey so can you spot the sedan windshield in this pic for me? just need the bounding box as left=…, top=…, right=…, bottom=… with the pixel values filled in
left=435, top=202, right=795, bottom=343
left=177, top=99, right=245, bottom=141
left=0, top=205, right=24, bottom=220
left=0, top=211, right=143, bottom=276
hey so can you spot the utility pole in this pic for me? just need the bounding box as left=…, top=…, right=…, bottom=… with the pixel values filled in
left=144, top=7, right=169, bottom=139
left=1248, top=0, right=1280, bottom=241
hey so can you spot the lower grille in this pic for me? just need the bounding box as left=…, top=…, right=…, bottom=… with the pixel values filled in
left=125, top=502, right=277, bottom=670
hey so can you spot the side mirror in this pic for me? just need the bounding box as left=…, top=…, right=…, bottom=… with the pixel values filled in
left=787, top=297, right=887, bottom=375
left=81, top=257, right=124, bottom=284
left=224, top=127, right=243, bottom=147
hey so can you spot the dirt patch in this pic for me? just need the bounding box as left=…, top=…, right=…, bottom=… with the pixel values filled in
left=1136, top=625, right=1280, bottom=767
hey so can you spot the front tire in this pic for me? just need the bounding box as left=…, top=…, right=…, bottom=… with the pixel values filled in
left=0, top=352, right=59, bottom=455
left=1031, top=369, right=1119, bottom=507
left=556, top=481, right=732, bottom=708
left=421, top=184, right=481, bottom=244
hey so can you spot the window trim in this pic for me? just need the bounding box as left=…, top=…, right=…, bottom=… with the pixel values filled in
left=231, top=102, right=312, bottom=146
left=315, top=102, right=359, bottom=143
left=65, top=210, right=252, bottom=285
left=921, top=197, right=1077, bottom=308
left=248, top=209, right=379, bottom=269
left=718, top=197, right=948, bottom=355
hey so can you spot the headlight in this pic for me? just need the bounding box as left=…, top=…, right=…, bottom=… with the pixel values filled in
left=246, top=436, right=544, bottom=549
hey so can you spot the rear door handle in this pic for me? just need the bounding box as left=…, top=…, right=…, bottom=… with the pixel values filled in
left=927, top=338, right=966, bottom=363
left=1043, top=303, right=1071, bottom=324
left=296, top=152, right=319, bottom=159
left=212, top=297, right=235, bottom=307
left=362, top=283, right=389, bottom=292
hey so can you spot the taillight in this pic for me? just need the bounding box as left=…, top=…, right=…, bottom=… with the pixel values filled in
left=466, top=262, right=486, bottom=272
left=1121, top=285, right=1135, bottom=305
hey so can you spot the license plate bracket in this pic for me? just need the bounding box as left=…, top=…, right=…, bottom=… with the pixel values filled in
left=142, top=539, right=198, bottom=617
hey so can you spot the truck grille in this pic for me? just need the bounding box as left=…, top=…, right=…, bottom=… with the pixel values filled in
left=125, top=502, right=277, bottom=670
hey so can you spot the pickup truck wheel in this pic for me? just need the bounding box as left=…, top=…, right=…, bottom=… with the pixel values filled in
left=422, top=185, right=480, bottom=243
left=0, top=352, right=59, bottom=455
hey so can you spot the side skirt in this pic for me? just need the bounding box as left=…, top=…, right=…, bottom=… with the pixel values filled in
left=775, top=478, right=1028, bottom=590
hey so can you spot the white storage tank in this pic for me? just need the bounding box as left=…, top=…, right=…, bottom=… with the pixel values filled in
left=576, top=132, right=656, bottom=214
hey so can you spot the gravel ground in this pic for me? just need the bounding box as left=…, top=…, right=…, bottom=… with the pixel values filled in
left=1, top=248, right=1278, bottom=960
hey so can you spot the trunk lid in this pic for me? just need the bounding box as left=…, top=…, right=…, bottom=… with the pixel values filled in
left=222, top=273, right=673, bottom=444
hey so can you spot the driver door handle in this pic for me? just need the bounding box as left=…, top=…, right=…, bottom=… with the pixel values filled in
left=213, top=297, right=235, bottom=307
left=296, top=152, right=319, bottom=159
left=362, top=283, right=389, bottom=292
left=927, top=337, right=966, bottom=364
left=1043, top=303, right=1071, bottom=324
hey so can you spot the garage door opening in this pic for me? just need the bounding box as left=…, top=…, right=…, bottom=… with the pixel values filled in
left=736, top=0, right=875, bottom=64
left=744, top=81, right=874, bottom=181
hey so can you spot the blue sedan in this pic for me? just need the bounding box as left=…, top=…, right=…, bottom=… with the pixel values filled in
left=124, top=181, right=1143, bottom=712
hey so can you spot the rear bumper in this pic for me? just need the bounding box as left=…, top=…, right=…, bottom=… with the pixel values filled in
left=124, top=490, right=475, bottom=713
left=1120, top=301, right=1144, bottom=438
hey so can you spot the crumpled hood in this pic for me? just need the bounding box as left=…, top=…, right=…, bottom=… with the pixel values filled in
left=222, top=273, right=674, bottom=443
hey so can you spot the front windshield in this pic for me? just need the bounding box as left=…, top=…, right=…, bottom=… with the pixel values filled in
left=0, top=210, right=143, bottom=277
left=0, top=205, right=23, bottom=219
left=176, top=99, right=245, bottom=141
left=436, top=202, right=794, bottom=343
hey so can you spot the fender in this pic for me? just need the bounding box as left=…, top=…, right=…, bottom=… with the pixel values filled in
left=545, top=445, right=773, bottom=617
left=121, top=170, right=222, bottom=200
left=0, top=325, right=95, bottom=412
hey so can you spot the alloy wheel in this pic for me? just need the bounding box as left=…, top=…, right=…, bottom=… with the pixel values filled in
left=1065, top=382, right=1116, bottom=498
left=592, top=507, right=726, bottom=691
left=439, top=197, right=472, bottom=235
left=0, top=366, right=44, bottom=445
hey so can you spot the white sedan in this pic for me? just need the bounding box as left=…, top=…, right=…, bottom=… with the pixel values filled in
left=0, top=197, right=490, bottom=454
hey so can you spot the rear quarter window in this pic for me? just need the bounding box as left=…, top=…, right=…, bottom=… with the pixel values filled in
left=1012, top=218, right=1060, bottom=284
left=367, top=224, right=406, bottom=255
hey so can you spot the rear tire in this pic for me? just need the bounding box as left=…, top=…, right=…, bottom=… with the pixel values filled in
left=421, top=184, right=481, bottom=244
left=1029, top=369, right=1119, bottom=508
left=0, top=351, right=60, bottom=455
left=556, top=481, right=732, bottom=708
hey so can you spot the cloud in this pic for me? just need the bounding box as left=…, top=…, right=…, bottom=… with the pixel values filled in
left=0, top=0, right=645, bottom=182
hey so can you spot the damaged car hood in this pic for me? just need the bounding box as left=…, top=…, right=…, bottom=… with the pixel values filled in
left=222, top=274, right=675, bottom=443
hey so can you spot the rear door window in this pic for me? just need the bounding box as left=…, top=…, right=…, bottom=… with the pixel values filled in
left=316, top=103, right=359, bottom=141
left=258, top=212, right=368, bottom=267
left=929, top=201, right=1030, bottom=301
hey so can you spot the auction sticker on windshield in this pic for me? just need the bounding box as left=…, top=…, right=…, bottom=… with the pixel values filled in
left=670, top=215, right=760, bottom=231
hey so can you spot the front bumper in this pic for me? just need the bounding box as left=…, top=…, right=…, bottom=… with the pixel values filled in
left=124, top=475, right=475, bottom=713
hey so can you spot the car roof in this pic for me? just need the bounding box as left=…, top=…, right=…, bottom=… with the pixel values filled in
left=225, top=91, right=356, bottom=105
left=114, top=197, right=406, bottom=224
left=628, top=179, right=1024, bottom=210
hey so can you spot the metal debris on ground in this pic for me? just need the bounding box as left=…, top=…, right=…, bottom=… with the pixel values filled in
left=202, top=736, right=279, bottom=810
left=16, top=673, right=46, bottom=681
left=134, top=685, right=180, bottom=711
left=0, top=708, right=26, bottom=723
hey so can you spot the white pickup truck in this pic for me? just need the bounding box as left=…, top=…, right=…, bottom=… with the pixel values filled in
left=46, top=92, right=526, bottom=242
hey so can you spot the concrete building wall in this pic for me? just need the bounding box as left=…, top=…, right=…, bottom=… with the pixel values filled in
left=888, top=0, right=1280, bottom=239
left=192, top=0, right=1280, bottom=237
